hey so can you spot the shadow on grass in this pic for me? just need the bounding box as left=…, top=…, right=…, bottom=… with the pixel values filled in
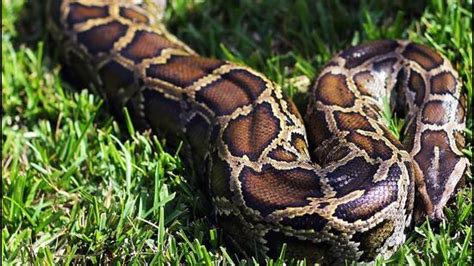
left=167, top=0, right=425, bottom=62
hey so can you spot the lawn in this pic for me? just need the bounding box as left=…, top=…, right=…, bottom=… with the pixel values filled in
left=2, top=0, right=472, bottom=265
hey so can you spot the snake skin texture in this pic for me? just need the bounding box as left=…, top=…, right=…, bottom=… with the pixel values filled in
left=46, top=0, right=468, bottom=263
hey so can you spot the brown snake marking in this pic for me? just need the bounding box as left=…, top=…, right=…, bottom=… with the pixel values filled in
left=46, top=0, right=468, bottom=263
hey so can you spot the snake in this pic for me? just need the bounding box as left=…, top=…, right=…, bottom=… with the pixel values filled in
left=45, top=0, right=468, bottom=263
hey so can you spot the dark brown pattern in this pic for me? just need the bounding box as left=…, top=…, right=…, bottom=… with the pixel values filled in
left=47, top=0, right=468, bottom=263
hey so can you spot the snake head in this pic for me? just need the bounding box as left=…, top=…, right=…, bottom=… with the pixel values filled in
left=411, top=133, right=469, bottom=222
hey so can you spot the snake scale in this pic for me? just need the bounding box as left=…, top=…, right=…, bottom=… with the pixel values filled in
left=46, top=0, right=468, bottom=263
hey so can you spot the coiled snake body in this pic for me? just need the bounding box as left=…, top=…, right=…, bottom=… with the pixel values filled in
left=46, top=0, right=468, bottom=262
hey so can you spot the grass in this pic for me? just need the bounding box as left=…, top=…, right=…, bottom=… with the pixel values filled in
left=2, top=0, right=472, bottom=265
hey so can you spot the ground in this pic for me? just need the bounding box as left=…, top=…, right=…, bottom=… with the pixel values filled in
left=2, top=0, right=472, bottom=265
